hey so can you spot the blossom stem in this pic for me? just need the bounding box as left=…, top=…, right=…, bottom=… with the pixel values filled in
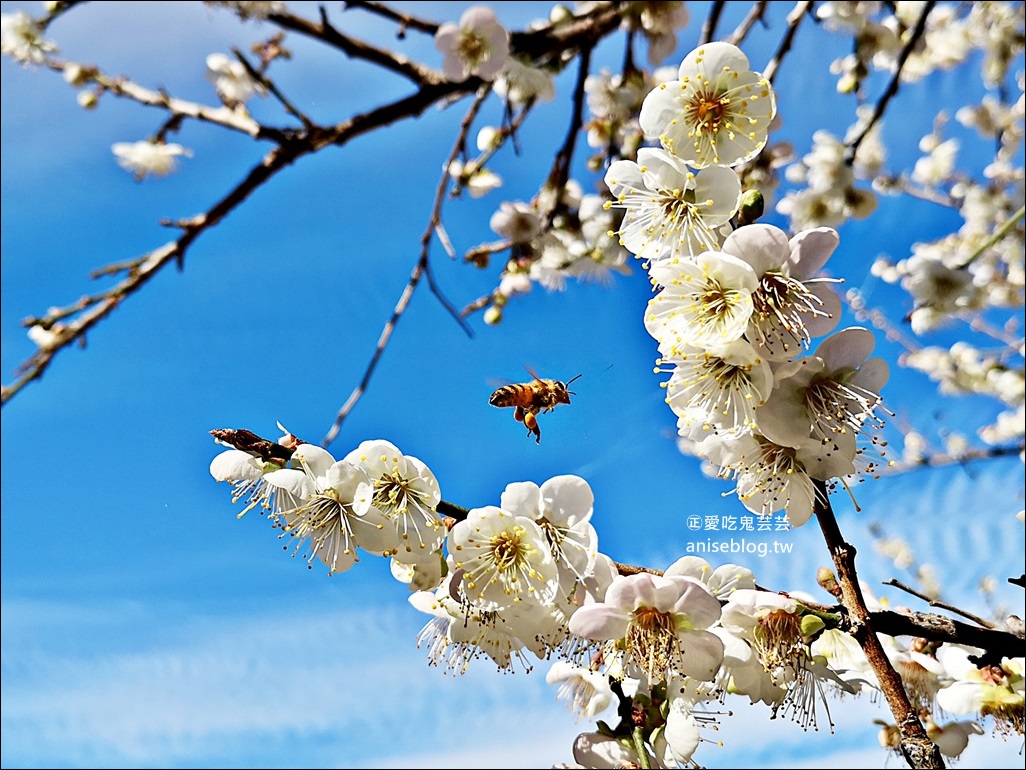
left=959, top=204, right=1025, bottom=267
left=813, top=480, right=945, bottom=770
left=631, top=726, right=651, bottom=770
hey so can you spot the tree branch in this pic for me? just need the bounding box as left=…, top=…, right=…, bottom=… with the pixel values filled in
left=320, top=86, right=491, bottom=447
left=845, top=0, right=938, bottom=164
left=814, top=481, right=945, bottom=769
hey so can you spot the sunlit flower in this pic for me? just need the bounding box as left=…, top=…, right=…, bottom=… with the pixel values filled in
left=755, top=327, right=889, bottom=448
left=447, top=158, right=503, bottom=197
left=568, top=572, right=724, bottom=683
left=663, top=554, right=756, bottom=599
left=111, top=140, right=192, bottom=180
left=604, top=147, right=741, bottom=265
left=937, top=646, right=1025, bottom=737
left=658, top=338, right=773, bottom=435
left=490, top=200, right=542, bottom=242
left=720, top=223, right=842, bottom=360
left=260, top=444, right=394, bottom=575
left=494, top=56, right=555, bottom=104
left=343, top=439, right=444, bottom=564
left=0, top=11, right=57, bottom=65
left=410, top=577, right=535, bottom=674
left=700, top=430, right=855, bottom=525
left=447, top=505, right=559, bottom=610
left=206, top=52, right=266, bottom=108
left=645, top=251, right=759, bottom=349
left=546, top=661, right=614, bottom=720
left=640, top=42, right=776, bottom=168
left=500, top=475, right=598, bottom=596
left=434, top=6, right=510, bottom=82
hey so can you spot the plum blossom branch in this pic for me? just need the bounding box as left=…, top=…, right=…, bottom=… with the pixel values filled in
left=845, top=0, right=939, bottom=164
left=321, top=86, right=491, bottom=447
left=3, top=3, right=632, bottom=409
left=884, top=578, right=999, bottom=630
left=266, top=5, right=436, bottom=84
left=699, top=0, right=727, bottom=46
left=814, top=480, right=945, bottom=769
left=761, top=0, right=813, bottom=83
left=725, top=0, right=770, bottom=47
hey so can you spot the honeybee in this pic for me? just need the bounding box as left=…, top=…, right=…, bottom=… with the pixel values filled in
left=489, top=369, right=582, bottom=444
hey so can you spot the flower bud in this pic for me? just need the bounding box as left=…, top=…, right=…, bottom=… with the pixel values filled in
left=736, top=189, right=765, bottom=226
left=817, top=567, right=841, bottom=598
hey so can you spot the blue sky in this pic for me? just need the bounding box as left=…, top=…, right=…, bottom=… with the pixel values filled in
left=1, top=2, right=1023, bottom=768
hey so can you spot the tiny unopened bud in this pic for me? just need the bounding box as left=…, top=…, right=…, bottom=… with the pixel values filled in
left=483, top=305, right=503, bottom=325
left=476, top=125, right=501, bottom=152
left=817, top=567, right=841, bottom=598
left=737, top=189, right=765, bottom=226
left=63, top=63, right=89, bottom=87
left=549, top=4, right=573, bottom=24
left=77, top=90, right=99, bottom=110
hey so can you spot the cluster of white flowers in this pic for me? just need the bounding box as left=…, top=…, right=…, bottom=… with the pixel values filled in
left=601, top=42, right=890, bottom=527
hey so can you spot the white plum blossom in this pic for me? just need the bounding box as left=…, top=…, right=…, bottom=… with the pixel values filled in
left=499, top=475, right=599, bottom=595
left=260, top=444, right=394, bottom=575
left=343, top=439, right=444, bottom=564
left=112, top=140, right=192, bottom=180
left=936, top=645, right=1025, bottom=737
left=494, top=56, right=555, bottom=104
left=700, top=430, right=856, bottom=525
left=604, top=147, right=742, bottom=266
left=663, top=554, right=756, bottom=599
left=658, top=338, right=773, bottom=436
left=640, top=42, right=776, bottom=168
left=447, top=505, right=559, bottom=610
left=434, top=6, right=510, bottom=82
left=645, top=251, right=759, bottom=349
left=631, top=1, right=691, bottom=67
left=546, top=661, right=614, bottom=720
left=755, top=327, right=889, bottom=448
left=0, top=11, right=57, bottom=65
left=447, top=158, right=503, bottom=197
left=566, top=731, right=672, bottom=769
left=205, top=52, right=266, bottom=108
left=410, top=577, right=535, bottom=674
left=720, top=223, right=843, bottom=361
left=490, top=200, right=542, bottom=243
left=568, top=572, right=725, bottom=683
left=390, top=553, right=445, bottom=593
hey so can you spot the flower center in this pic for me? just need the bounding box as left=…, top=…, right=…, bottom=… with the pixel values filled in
left=374, top=472, right=414, bottom=514
left=490, top=527, right=530, bottom=572
left=687, top=92, right=728, bottom=132
left=625, top=607, right=680, bottom=680
left=753, top=608, right=804, bottom=674
left=458, top=31, right=487, bottom=66
left=750, top=271, right=830, bottom=355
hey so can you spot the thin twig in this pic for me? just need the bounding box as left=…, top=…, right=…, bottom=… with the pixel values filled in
left=321, top=86, right=491, bottom=447
left=265, top=6, right=437, bottom=84
left=542, top=41, right=595, bottom=224
left=231, top=46, right=314, bottom=130
left=699, top=0, right=726, bottom=45
left=884, top=578, right=998, bottom=629
left=762, top=1, right=813, bottom=83
left=341, top=0, right=441, bottom=36
left=726, top=0, right=770, bottom=47
left=814, top=481, right=945, bottom=769
left=881, top=441, right=1026, bottom=475
left=845, top=1, right=938, bottom=164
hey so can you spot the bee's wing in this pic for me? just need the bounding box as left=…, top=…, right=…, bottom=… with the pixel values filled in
left=524, top=365, right=546, bottom=384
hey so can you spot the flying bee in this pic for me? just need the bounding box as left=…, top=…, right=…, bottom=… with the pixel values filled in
left=489, top=369, right=582, bottom=444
